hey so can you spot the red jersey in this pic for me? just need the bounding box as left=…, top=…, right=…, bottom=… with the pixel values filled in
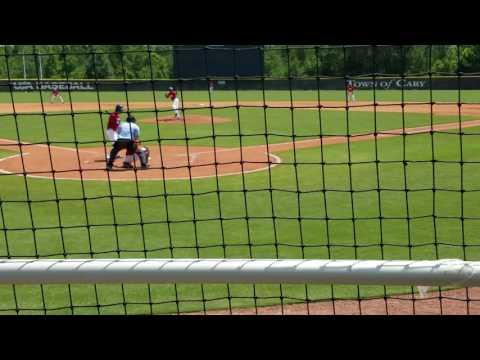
left=52, top=89, right=60, bottom=96
left=107, top=112, right=120, bottom=131
left=166, top=90, right=177, bottom=101
left=347, top=84, right=355, bottom=93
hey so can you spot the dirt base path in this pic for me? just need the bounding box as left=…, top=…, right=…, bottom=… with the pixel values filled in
left=2, top=101, right=480, bottom=116
left=0, top=101, right=163, bottom=114
left=1, top=119, right=480, bottom=181
left=184, top=287, right=480, bottom=315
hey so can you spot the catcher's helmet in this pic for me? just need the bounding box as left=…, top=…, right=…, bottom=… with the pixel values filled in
left=138, top=147, right=150, bottom=166
left=126, top=115, right=136, bottom=123
left=115, top=104, right=124, bottom=113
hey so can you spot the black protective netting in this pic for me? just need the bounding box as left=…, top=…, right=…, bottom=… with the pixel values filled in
left=0, top=45, right=479, bottom=314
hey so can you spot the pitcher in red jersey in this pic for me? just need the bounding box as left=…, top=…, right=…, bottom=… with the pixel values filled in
left=165, top=86, right=181, bottom=119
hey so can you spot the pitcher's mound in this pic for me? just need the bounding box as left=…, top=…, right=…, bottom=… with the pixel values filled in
left=142, top=115, right=231, bottom=125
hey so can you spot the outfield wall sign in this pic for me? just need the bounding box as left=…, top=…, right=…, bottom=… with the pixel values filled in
left=10, top=81, right=95, bottom=91
left=352, top=79, right=428, bottom=90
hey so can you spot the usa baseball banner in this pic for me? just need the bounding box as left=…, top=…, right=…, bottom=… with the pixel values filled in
left=8, top=81, right=95, bottom=91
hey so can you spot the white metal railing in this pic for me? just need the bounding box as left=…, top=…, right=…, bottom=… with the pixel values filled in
left=0, top=259, right=479, bottom=286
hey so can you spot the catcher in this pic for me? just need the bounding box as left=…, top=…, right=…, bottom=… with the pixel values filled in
left=134, top=146, right=150, bottom=168
left=165, top=86, right=181, bottom=119
left=106, top=115, right=149, bottom=170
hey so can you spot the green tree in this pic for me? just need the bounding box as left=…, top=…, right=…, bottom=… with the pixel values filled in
left=263, top=46, right=287, bottom=77
left=458, top=45, right=480, bottom=72
left=2, top=44, right=478, bottom=81
left=85, top=48, right=114, bottom=79
left=430, top=45, right=457, bottom=73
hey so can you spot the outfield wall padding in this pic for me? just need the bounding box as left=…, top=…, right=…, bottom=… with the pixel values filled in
left=1, top=77, right=480, bottom=91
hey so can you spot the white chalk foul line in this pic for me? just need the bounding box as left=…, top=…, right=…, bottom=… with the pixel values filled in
left=172, top=147, right=274, bottom=168
left=173, top=148, right=246, bottom=158
left=0, top=138, right=103, bottom=156
left=0, top=154, right=282, bottom=182
left=0, top=152, right=30, bottom=163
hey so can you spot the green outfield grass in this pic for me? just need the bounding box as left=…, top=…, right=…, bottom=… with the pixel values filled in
left=0, top=90, right=479, bottom=314
left=1, top=89, right=480, bottom=104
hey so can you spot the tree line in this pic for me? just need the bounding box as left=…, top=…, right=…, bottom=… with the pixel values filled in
left=263, top=45, right=480, bottom=77
left=1, top=45, right=479, bottom=80
left=0, top=45, right=173, bottom=80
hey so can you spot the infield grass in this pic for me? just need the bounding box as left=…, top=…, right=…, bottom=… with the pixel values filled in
left=0, top=107, right=476, bottom=149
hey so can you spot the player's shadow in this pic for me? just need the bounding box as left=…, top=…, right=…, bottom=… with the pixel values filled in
left=93, top=155, right=123, bottom=163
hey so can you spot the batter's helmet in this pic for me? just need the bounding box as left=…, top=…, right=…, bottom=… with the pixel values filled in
left=115, top=104, right=124, bottom=113
left=168, top=86, right=174, bottom=91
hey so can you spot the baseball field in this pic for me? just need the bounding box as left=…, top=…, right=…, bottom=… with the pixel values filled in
left=1, top=89, right=480, bottom=314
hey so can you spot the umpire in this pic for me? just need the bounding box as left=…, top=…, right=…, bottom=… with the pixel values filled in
left=106, top=115, right=147, bottom=170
